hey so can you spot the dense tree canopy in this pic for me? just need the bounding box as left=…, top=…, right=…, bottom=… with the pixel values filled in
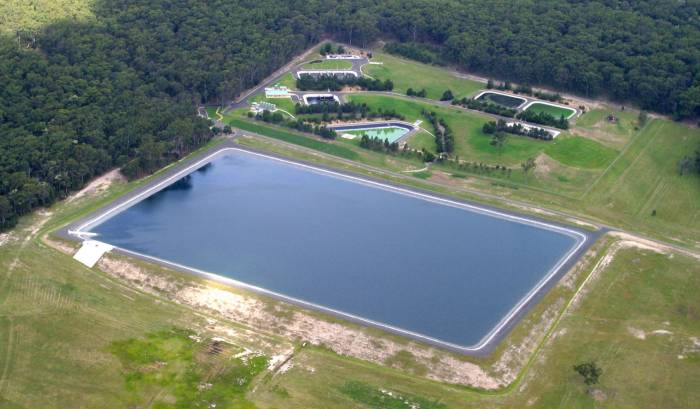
left=330, top=0, right=700, bottom=118
left=2, top=0, right=699, bottom=229
left=0, top=0, right=323, bottom=229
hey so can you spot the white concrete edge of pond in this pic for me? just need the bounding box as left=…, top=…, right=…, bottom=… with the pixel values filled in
left=473, top=90, right=528, bottom=109
left=69, top=146, right=589, bottom=355
left=521, top=100, right=577, bottom=119
left=295, top=70, right=359, bottom=79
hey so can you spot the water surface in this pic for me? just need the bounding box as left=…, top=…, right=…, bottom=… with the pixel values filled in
left=91, top=150, right=581, bottom=348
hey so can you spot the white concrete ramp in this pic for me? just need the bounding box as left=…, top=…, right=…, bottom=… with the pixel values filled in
left=73, top=240, right=113, bottom=268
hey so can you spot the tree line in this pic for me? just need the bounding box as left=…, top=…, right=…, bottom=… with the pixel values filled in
left=249, top=110, right=337, bottom=139
left=329, top=0, right=700, bottom=120
left=422, top=110, right=454, bottom=154
left=296, top=74, right=394, bottom=92
left=483, top=120, right=554, bottom=141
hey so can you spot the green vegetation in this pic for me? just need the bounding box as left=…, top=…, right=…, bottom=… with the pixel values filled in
left=365, top=52, right=482, bottom=100
left=109, top=328, right=267, bottom=407
left=544, top=136, right=618, bottom=169
left=339, top=381, right=448, bottom=409
left=226, top=117, right=359, bottom=160
left=525, top=102, right=576, bottom=119
left=275, top=73, right=297, bottom=90
left=0, top=0, right=94, bottom=34
left=301, top=59, right=353, bottom=70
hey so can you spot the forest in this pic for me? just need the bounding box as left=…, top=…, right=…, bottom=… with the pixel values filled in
left=2, top=0, right=700, bottom=230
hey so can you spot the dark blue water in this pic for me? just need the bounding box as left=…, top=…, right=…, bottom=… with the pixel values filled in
left=92, top=151, right=580, bottom=348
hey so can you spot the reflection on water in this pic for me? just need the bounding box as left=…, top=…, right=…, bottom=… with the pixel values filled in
left=92, top=151, right=580, bottom=348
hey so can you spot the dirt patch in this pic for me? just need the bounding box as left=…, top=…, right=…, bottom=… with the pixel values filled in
left=96, top=253, right=503, bottom=389
left=493, top=297, right=565, bottom=386
left=589, top=388, right=608, bottom=401
left=533, top=153, right=552, bottom=176
left=0, top=233, right=14, bottom=247
left=44, top=237, right=78, bottom=255
left=66, top=169, right=124, bottom=203
left=571, top=127, right=627, bottom=149
left=627, top=326, right=646, bottom=340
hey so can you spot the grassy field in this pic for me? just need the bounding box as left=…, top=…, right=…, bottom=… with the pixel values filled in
left=526, top=102, right=576, bottom=119
left=274, top=72, right=297, bottom=90
left=582, top=119, right=700, bottom=241
left=365, top=52, right=483, bottom=100
left=544, top=135, right=619, bottom=169
left=302, top=59, right=353, bottom=70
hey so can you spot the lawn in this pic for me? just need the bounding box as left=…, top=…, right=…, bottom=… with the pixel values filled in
left=365, top=51, right=483, bottom=100
left=302, top=59, right=353, bottom=70
left=526, top=102, right=576, bottom=119
left=545, top=135, right=619, bottom=169
left=274, top=72, right=297, bottom=90
left=348, top=94, right=549, bottom=165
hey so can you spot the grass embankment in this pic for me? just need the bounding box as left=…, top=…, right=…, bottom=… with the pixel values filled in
left=301, top=59, right=353, bottom=70
left=365, top=51, right=483, bottom=100
left=525, top=102, right=576, bottom=119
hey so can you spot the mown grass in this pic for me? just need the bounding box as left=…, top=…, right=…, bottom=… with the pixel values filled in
left=348, top=94, right=549, bottom=165
left=301, top=59, right=353, bottom=70
left=526, top=102, right=576, bottom=119
left=274, top=72, right=297, bottom=90
left=545, top=135, right=619, bottom=169
left=365, top=51, right=483, bottom=100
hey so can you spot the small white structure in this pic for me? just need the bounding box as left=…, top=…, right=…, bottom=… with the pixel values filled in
left=264, top=85, right=291, bottom=98
left=250, top=101, right=277, bottom=114
left=326, top=54, right=363, bottom=60
left=296, top=70, right=358, bottom=79
left=73, top=240, right=113, bottom=268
